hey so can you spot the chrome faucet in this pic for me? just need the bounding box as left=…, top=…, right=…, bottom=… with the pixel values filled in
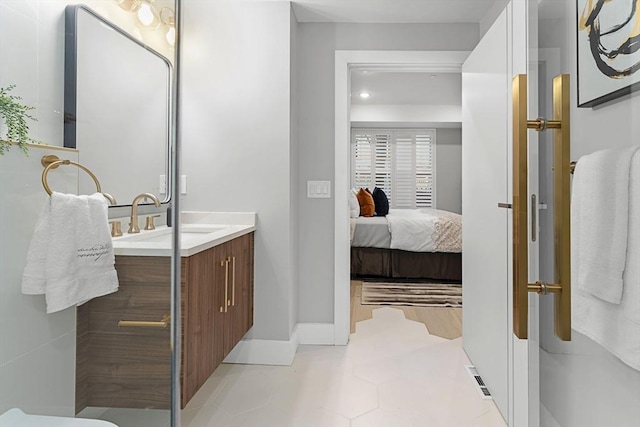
left=128, top=193, right=161, bottom=234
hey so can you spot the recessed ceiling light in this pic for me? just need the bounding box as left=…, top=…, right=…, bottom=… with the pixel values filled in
left=359, top=92, right=371, bottom=99
left=430, top=74, right=438, bottom=78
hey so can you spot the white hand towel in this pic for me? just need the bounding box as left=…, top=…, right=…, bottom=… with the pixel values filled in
left=21, top=203, right=52, bottom=295
left=22, top=192, right=119, bottom=313
left=572, top=149, right=640, bottom=371
left=571, top=145, right=639, bottom=304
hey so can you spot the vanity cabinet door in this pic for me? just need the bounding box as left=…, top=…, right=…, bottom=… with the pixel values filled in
left=227, top=232, right=254, bottom=346
left=181, top=244, right=227, bottom=407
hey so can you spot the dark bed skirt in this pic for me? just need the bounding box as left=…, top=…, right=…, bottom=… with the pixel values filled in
left=350, top=247, right=462, bottom=282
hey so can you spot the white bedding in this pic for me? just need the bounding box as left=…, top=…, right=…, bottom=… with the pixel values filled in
left=386, top=209, right=462, bottom=253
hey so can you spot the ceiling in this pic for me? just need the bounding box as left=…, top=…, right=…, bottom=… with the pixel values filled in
left=288, top=1, right=484, bottom=106
left=291, top=0, right=501, bottom=23
left=351, top=71, right=461, bottom=105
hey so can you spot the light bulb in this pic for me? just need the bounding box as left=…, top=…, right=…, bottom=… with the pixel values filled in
left=137, top=3, right=154, bottom=26
left=166, top=26, right=176, bottom=46
left=359, top=92, right=371, bottom=99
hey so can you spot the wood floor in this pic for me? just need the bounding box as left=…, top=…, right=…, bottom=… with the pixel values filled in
left=350, top=280, right=462, bottom=340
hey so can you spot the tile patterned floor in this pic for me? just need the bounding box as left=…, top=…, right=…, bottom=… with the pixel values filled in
left=181, top=307, right=507, bottom=427
left=83, top=307, right=506, bottom=427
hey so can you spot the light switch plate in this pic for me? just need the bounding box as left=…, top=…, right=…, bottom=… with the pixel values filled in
left=307, top=181, right=331, bottom=198
left=180, top=175, right=187, bottom=194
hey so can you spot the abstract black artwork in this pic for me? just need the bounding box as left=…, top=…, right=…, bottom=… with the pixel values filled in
left=577, top=0, right=640, bottom=107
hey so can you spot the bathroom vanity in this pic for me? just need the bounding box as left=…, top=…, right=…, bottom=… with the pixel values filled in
left=75, top=213, right=256, bottom=412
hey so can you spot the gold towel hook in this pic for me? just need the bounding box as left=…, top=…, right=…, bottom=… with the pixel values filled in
left=41, top=154, right=116, bottom=205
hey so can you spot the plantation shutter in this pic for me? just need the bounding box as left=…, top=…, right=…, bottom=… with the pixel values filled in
left=350, top=128, right=436, bottom=208
left=351, top=132, right=372, bottom=189
left=393, top=132, right=415, bottom=208
left=415, top=131, right=435, bottom=207
left=373, top=133, right=392, bottom=199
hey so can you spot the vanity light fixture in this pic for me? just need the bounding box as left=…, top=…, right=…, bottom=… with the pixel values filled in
left=115, top=0, right=140, bottom=12
left=113, top=0, right=176, bottom=46
left=359, top=92, right=371, bottom=99
left=160, top=7, right=176, bottom=47
left=135, top=0, right=160, bottom=30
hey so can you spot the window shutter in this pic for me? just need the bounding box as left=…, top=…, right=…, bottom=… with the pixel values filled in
left=373, top=132, right=392, bottom=198
left=415, top=131, right=435, bottom=207
left=351, top=131, right=372, bottom=190
left=393, top=133, right=415, bottom=208
left=351, top=128, right=436, bottom=209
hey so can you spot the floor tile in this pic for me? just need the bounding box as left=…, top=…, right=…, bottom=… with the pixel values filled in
left=213, top=371, right=278, bottom=416
left=179, top=306, right=506, bottom=427
left=315, top=375, right=379, bottom=419
left=351, top=408, right=414, bottom=427
left=97, top=408, right=170, bottom=427
left=181, top=403, right=233, bottom=427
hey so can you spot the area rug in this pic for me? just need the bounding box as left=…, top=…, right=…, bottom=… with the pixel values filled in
left=361, top=281, right=462, bottom=308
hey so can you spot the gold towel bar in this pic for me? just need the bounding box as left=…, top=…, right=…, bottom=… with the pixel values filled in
left=40, top=154, right=116, bottom=205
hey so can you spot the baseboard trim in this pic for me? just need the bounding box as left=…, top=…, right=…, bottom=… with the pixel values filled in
left=297, top=323, right=335, bottom=345
left=222, top=323, right=338, bottom=365
left=223, top=325, right=300, bottom=366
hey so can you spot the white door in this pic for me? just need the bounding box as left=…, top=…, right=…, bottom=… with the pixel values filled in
left=462, top=2, right=534, bottom=425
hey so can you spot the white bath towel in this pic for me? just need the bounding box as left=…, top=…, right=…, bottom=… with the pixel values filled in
left=572, top=148, right=640, bottom=371
left=571, top=145, right=639, bottom=304
left=22, top=192, right=118, bottom=313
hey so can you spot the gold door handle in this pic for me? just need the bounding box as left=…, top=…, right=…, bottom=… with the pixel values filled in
left=531, top=194, right=537, bottom=243
left=229, top=256, right=236, bottom=307
left=118, top=313, right=171, bottom=328
left=220, top=260, right=229, bottom=313
left=513, top=74, right=571, bottom=341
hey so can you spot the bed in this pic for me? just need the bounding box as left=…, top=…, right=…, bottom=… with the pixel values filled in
left=350, top=208, right=462, bottom=282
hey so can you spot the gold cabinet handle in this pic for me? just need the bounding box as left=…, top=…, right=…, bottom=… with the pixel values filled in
left=231, top=256, right=236, bottom=307
left=118, top=313, right=171, bottom=328
left=220, top=260, right=229, bottom=313
left=512, top=74, right=571, bottom=341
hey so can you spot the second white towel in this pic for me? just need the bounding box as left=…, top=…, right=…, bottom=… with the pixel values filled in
left=571, top=145, right=639, bottom=304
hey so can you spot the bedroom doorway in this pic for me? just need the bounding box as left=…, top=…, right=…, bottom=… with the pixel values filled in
left=333, top=51, right=469, bottom=345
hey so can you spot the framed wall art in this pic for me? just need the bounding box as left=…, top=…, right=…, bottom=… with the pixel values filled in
left=577, top=0, right=640, bottom=107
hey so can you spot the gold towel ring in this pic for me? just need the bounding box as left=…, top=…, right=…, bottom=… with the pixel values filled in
left=41, top=155, right=116, bottom=205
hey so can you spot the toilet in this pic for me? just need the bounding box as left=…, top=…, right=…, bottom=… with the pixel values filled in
left=0, top=408, right=118, bottom=426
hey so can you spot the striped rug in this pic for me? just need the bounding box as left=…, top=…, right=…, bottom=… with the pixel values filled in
left=361, top=282, right=462, bottom=308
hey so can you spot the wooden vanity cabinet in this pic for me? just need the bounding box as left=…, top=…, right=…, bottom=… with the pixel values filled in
left=181, top=232, right=254, bottom=406
left=76, top=232, right=254, bottom=412
left=179, top=231, right=256, bottom=407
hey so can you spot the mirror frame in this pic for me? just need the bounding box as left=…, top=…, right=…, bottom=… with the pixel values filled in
left=63, top=4, right=173, bottom=207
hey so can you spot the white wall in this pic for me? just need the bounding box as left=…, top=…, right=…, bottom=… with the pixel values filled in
left=479, top=0, right=510, bottom=39
left=0, top=146, right=79, bottom=416
left=350, top=104, right=461, bottom=123
left=181, top=1, right=297, bottom=341
left=289, top=7, right=300, bottom=337
left=297, top=23, right=479, bottom=323
left=536, top=1, right=640, bottom=426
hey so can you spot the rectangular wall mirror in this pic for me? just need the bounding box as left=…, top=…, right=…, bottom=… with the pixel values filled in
left=64, top=5, right=172, bottom=207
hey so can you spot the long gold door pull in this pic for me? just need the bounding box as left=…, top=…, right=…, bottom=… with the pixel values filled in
left=230, top=256, right=236, bottom=307
left=513, top=74, right=571, bottom=341
left=220, top=260, right=229, bottom=313
left=118, top=314, right=171, bottom=328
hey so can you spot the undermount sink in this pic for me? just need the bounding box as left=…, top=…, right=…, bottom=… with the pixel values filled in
left=112, top=213, right=257, bottom=257
left=114, top=225, right=228, bottom=244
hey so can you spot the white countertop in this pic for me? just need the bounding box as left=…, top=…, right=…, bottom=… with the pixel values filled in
left=112, top=211, right=256, bottom=257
